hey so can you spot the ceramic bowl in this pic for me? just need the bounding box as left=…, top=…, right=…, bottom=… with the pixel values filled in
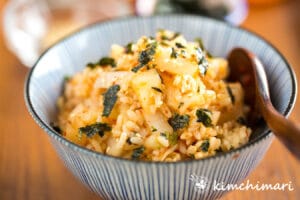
left=25, top=15, right=297, bottom=200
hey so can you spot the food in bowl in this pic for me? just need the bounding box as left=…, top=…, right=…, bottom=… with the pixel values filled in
left=55, top=29, right=251, bottom=161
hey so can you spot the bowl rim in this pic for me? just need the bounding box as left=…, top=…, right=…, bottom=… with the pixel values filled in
left=25, top=14, right=297, bottom=165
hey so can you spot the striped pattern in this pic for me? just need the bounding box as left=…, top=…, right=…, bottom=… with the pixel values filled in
left=49, top=135, right=273, bottom=200
left=25, top=15, right=297, bottom=200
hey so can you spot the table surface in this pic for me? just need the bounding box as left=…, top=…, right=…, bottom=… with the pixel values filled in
left=0, top=0, right=299, bottom=199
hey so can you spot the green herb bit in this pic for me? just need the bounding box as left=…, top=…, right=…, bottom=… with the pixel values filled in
left=131, top=64, right=143, bottom=72
left=195, top=47, right=209, bottom=75
left=151, top=126, right=158, bottom=132
left=195, top=37, right=213, bottom=57
left=151, top=87, right=162, bottom=93
left=180, top=50, right=187, bottom=58
left=226, top=85, right=235, bottom=104
left=195, top=38, right=205, bottom=50
left=160, top=41, right=169, bottom=46
left=50, top=122, right=61, bottom=134
left=171, top=32, right=181, bottom=40
left=168, top=114, right=190, bottom=131
left=200, top=140, right=210, bottom=152
left=206, top=51, right=213, bottom=58
left=79, top=122, right=111, bottom=138
left=132, top=146, right=145, bottom=159
left=132, top=42, right=157, bottom=72
left=160, top=132, right=167, bottom=137
left=170, top=48, right=178, bottom=59
left=168, top=132, right=179, bottom=145
left=146, top=42, right=157, bottom=54
left=78, top=130, right=83, bottom=140
left=64, top=76, right=70, bottom=82
left=161, top=35, right=169, bottom=40
left=160, top=132, right=178, bottom=145
left=86, top=62, right=97, bottom=69
left=102, top=84, right=120, bottom=117
left=175, top=42, right=185, bottom=48
left=125, top=42, right=134, bottom=54
left=160, top=32, right=180, bottom=41
left=145, top=41, right=158, bottom=55
left=196, top=109, right=212, bottom=127
left=178, top=102, right=184, bottom=109
left=99, top=57, right=116, bottom=67
left=62, top=75, right=71, bottom=95
left=197, top=86, right=200, bottom=93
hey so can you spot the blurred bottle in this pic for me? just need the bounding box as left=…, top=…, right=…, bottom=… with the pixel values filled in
left=3, top=0, right=134, bottom=67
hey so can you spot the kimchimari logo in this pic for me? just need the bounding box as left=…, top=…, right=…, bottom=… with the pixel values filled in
left=189, top=174, right=294, bottom=193
left=189, top=174, right=210, bottom=193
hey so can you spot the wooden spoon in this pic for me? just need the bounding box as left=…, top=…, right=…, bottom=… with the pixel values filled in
left=227, top=47, right=300, bottom=160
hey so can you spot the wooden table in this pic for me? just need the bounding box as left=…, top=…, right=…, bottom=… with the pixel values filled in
left=0, top=0, right=299, bottom=199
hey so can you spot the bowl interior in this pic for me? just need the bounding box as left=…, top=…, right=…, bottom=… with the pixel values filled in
left=26, top=15, right=297, bottom=150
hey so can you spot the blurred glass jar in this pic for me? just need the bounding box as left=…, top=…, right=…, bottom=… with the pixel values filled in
left=3, top=0, right=247, bottom=67
left=3, top=0, right=134, bottom=67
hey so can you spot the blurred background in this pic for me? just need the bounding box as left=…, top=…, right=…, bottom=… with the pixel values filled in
left=1, top=0, right=289, bottom=67
left=0, top=0, right=299, bottom=199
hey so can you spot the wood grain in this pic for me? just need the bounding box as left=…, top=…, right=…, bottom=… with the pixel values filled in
left=0, top=0, right=299, bottom=199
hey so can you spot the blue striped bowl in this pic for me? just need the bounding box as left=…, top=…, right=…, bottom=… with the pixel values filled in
left=25, top=15, right=297, bottom=200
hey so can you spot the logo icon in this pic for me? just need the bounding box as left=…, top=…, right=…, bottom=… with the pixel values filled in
left=189, top=174, right=209, bottom=193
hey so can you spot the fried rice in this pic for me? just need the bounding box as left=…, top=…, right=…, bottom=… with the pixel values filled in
left=56, top=30, right=251, bottom=161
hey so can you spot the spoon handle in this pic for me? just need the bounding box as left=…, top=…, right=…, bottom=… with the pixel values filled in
left=262, top=100, right=300, bottom=160
left=228, top=48, right=299, bottom=160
